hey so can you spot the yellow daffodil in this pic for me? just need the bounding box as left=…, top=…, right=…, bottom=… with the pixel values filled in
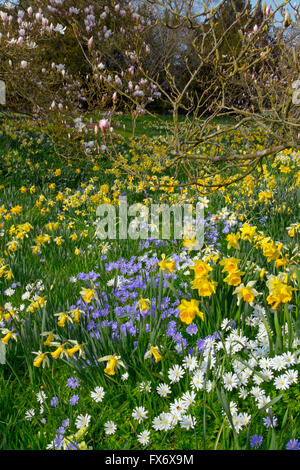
left=190, top=260, right=212, bottom=278
left=54, top=312, right=72, bottom=327
left=191, top=276, right=217, bottom=297
left=66, top=344, right=85, bottom=357
left=177, top=299, right=204, bottom=324
left=98, top=354, right=126, bottom=375
left=80, top=288, right=96, bottom=303
left=219, top=257, right=241, bottom=273
left=72, top=308, right=84, bottom=323
left=158, top=254, right=176, bottom=273
left=223, top=270, right=244, bottom=286
left=144, top=345, right=162, bottom=363
left=233, top=281, right=259, bottom=305
left=266, top=275, right=294, bottom=309
left=240, top=223, right=257, bottom=241
left=1, top=331, right=13, bottom=345
left=183, top=237, right=201, bottom=251
left=226, top=232, right=240, bottom=249
left=43, top=332, right=55, bottom=347
left=33, top=351, right=49, bottom=368
left=136, top=298, right=150, bottom=312
left=51, top=344, right=66, bottom=359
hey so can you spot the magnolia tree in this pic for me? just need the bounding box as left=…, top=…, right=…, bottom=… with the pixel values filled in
left=0, top=0, right=299, bottom=188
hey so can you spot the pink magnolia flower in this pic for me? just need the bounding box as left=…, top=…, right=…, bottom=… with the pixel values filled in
left=99, top=118, right=110, bottom=133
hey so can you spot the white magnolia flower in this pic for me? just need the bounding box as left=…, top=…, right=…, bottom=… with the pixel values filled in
left=53, top=23, right=66, bottom=34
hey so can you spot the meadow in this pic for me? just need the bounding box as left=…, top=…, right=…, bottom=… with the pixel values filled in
left=0, top=114, right=299, bottom=451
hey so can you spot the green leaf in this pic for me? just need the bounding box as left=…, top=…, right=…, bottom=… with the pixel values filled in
left=257, top=394, right=283, bottom=415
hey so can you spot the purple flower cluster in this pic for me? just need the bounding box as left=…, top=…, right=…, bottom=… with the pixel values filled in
left=66, top=377, right=81, bottom=389
left=51, top=418, right=70, bottom=450
left=68, top=251, right=233, bottom=362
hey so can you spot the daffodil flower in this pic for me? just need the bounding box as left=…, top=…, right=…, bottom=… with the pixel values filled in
left=1, top=328, right=17, bottom=345
left=66, top=341, right=85, bottom=358
left=51, top=343, right=68, bottom=359
left=42, top=331, right=56, bottom=347
left=177, top=299, right=204, bottom=324
left=71, top=308, right=84, bottom=323
left=98, top=354, right=126, bottom=375
left=136, top=298, right=150, bottom=312
left=32, top=351, right=50, bottom=368
left=80, top=287, right=97, bottom=303
left=233, top=281, right=260, bottom=306
left=54, top=312, right=73, bottom=327
left=158, top=254, right=176, bottom=273
left=144, top=345, right=162, bottom=363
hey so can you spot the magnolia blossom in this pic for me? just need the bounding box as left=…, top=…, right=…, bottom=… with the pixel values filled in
left=99, top=118, right=110, bottom=133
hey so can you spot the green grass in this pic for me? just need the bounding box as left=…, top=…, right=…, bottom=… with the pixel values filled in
left=0, top=116, right=299, bottom=450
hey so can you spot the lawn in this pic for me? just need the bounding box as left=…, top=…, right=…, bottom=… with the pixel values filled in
left=0, top=115, right=299, bottom=451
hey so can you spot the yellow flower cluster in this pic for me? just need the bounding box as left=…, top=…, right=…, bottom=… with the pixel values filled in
left=266, top=275, right=294, bottom=310
left=190, top=260, right=217, bottom=297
